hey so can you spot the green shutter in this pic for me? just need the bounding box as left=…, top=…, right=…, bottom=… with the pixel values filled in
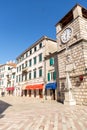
left=39, top=69, right=42, bottom=77
left=29, top=72, right=31, bottom=79
left=48, top=73, right=50, bottom=81
left=53, top=71, right=56, bottom=80
left=39, top=54, right=42, bottom=62
left=34, top=71, right=35, bottom=78
left=29, top=60, right=32, bottom=66
left=34, top=57, right=36, bottom=64
left=50, top=58, right=54, bottom=66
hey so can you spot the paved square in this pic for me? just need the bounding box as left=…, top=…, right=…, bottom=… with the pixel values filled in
left=0, top=96, right=87, bottom=130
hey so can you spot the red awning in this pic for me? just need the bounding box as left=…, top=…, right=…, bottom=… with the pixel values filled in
left=26, top=84, right=43, bottom=90
left=6, top=87, right=14, bottom=91
left=26, top=85, right=33, bottom=90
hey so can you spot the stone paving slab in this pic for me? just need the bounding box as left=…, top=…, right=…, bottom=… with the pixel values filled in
left=0, top=96, right=87, bottom=130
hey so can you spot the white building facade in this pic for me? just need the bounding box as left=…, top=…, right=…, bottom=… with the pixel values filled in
left=16, top=36, right=57, bottom=98
left=0, top=62, right=16, bottom=96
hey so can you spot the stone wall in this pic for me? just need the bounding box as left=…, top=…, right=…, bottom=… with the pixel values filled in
left=57, top=40, right=87, bottom=105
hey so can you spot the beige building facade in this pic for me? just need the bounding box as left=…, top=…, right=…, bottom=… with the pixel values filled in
left=55, top=4, right=87, bottom=105
left=44, top=52, right=58, bottom=100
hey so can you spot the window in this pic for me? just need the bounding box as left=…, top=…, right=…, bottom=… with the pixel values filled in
left=25, top=74, right=27, bottom=81
left=13, top=74, right=15, bottom=79
left=17, top=67, right=18, bottom=72
left=20, top=74, right=22, bottom=82
left=47, top=71, right=56, bottom=81
left=39, top=43, right=42, bottom=48
left=53, top=71, right=56, bottom=80
left=39, top=68, right=42, bottom=77
left=29, top=71, right=32, bottom=79
left=26, top=52, right=28, bottom=57
left=19, top=75, right=20, bottom=82
left=1, top=74, right=4, bottom=78
left=8, top=67, right=10, bottom=70
left=19, top=65, right=21, bottom=71
left=30, top=50, right=32, bottom=55
left=48, top=73, right=50, bottom=81
left=50, top=58, right=54, bottom=66
left=39, top=53, right=42, bottom=62
left=29, top=59, right=32, bottom=67
left=33, top=69, right=36, bottom=78
left=25, top=61, right=28, bottom=67
left=34, top=46, right=37, bottom=52
left=22, top=64, right=24, bottom=69
left=34, top=57, right=37, bottom=64
left=16, top=76, right=18, bottom=83
left=21, top=56, right=24, bottom=61
left=2, top=80, right=3, bottom=85
left=22, top=75, right=23, bottom=81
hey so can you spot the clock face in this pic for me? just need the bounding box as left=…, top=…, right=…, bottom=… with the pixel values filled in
left=61, top=28, right=72, bottom=43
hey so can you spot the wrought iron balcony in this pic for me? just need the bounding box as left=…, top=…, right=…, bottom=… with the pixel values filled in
left=22, top=66, right=28, bottom=73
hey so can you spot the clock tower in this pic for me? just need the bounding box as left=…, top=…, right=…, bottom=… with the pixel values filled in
left=55, top=4, right=87, bottom=105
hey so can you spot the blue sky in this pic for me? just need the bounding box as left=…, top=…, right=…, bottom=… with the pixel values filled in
left=0, top=0, right=87, bottom=64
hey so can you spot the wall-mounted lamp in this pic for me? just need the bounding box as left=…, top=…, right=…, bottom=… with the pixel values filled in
left=79, top=75, right=83, bottom=81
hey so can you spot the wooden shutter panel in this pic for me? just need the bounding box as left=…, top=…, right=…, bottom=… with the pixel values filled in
left=48, top=73, right=50, bottom=81
left=50, top=58, right=54, bottom=66
left=53, top=71, right=56, bottom=80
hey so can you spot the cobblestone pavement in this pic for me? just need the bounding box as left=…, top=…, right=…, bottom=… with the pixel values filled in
left=0, top=96, right=87, bottom=130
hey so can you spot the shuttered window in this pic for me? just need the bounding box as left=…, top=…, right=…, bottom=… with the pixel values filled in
left=29, top=59, right=32, bottom=67
left=34, top=57, right=37, bottom=64
left=50, top=58, right=54, bottom=66
left=29, top=72, right=31, bottom=79
left=34, top=70, right=36, bottom=78
left=39, top=68, right=42, bottom=77
left=39, top=53, right=42, bottom=62
left=53, top=71, right=56, bottom=80
left=48, top=73, right=50, bottom=81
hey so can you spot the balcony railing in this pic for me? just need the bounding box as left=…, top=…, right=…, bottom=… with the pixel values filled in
left=22, top=66, right=28, bottom=73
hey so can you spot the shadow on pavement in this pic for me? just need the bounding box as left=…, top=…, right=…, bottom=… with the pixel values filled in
left=0, top=100, right=12, bottom=118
